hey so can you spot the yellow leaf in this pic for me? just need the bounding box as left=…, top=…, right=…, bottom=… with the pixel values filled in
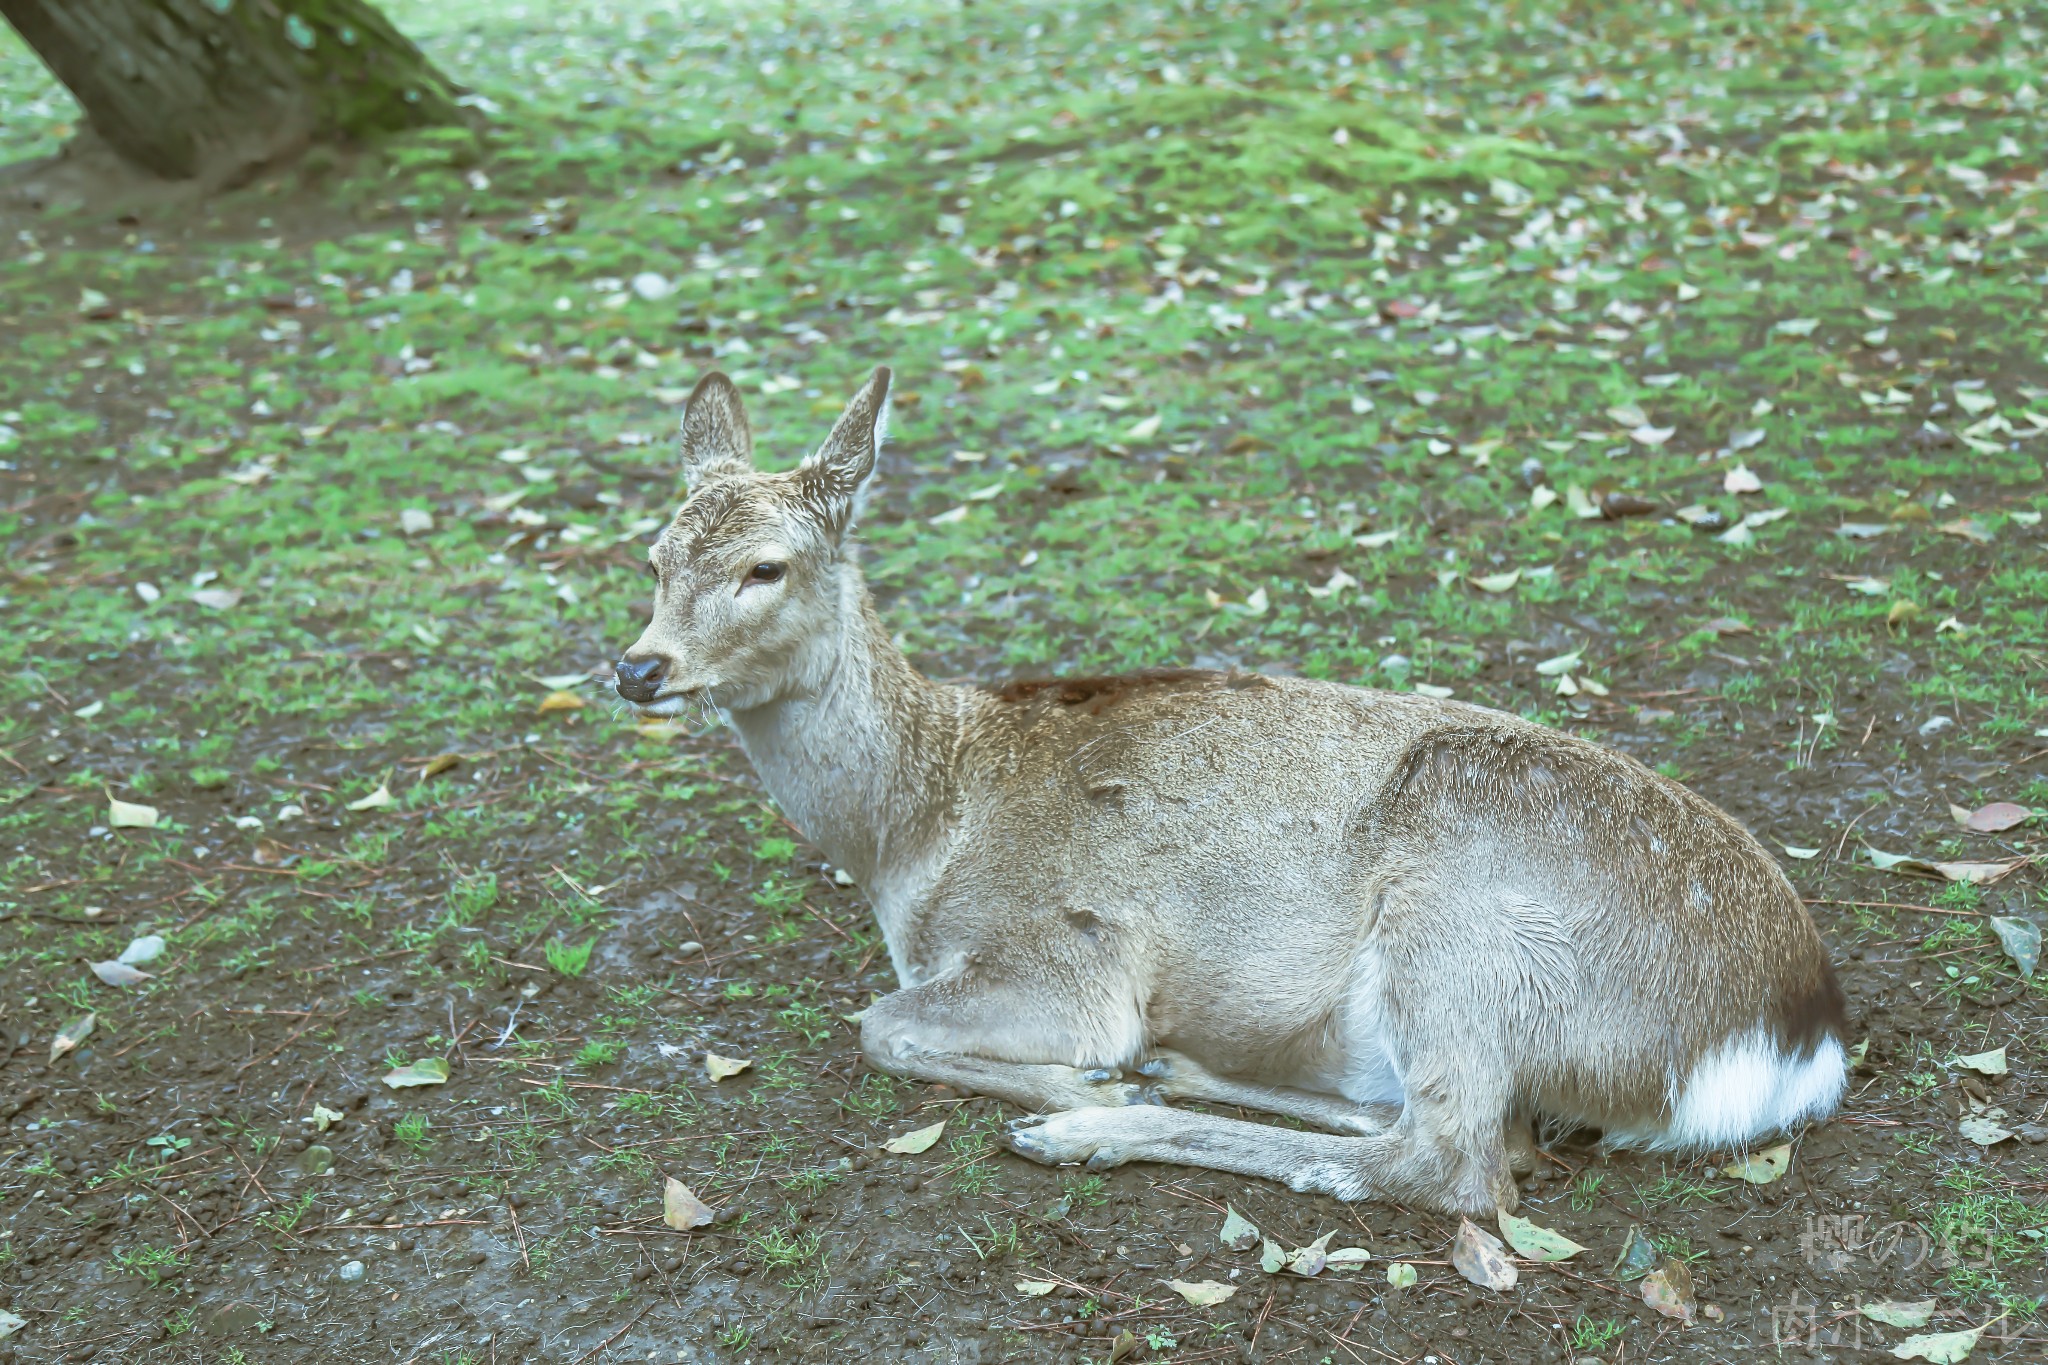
left=107, top=797, right=159, bottom=829
left=704, top=1053, right=752, bottom=1082
left=662, top=1177, right=715, bottom=1230
left=883, top=1120, right=947, bottom=1154
left=1015, top=1280, right=1058, bottom=1297
left=1166, top=1279, right=1237, bottom=1307
left=1721, top=1141, right=1791, bottom=1184
left=538, top=690, right=587, bottom=713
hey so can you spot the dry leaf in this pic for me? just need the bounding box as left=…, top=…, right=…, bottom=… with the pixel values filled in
left=346, top=784, right=394, bottom=813
left=189, top=587, right=242, bottom=610
left=1498, top=1210, right=1586, bottom=1261
left=1892, top=1321, right=1997, bottom=1363
left=1989, top=916, right=2038, bottom=977
left=1721, top=1141, right=1792, bottom=1184
left=89, top=960, right=152, bottom=987
left=1468, top=568, right=1522, bottom=593
left=538, top=690, right=586, bottom=713
left=1642, top=1257, right=1696, bottom=1321
left=1960, top=802, right=2031, bottom=833
left=704, top=1053, right=752, bottom=1082
left=883, top=1120, right=946, bottom=1154
left=1218, top=1206, right=1260, bottom=1252
left=1861, top=1300, right=1938, bottom=1329
left=662, top=1176, right=715, bottom=1230
left=1723, top=463, right=1763, bottom=494
left=1958, top=1116, right=2013, bottom=1146
left=1015, top=1280, right=1058, bottom=1296
left=1450, top=1218, right=1517, bottom=1291
left=1954, top=1048, right=2006, bottom=1076
left=1386, top=1263, right=1418, bottom=1288
left=107, top=796, right=159, bottom=829
left=50, top=1013, right=95, bottom=1063
left=382, top=1057, right=451, bottom=1089
left=1166, top=1279, right=1237, bottom=1307
left=117, top=935, right=165, bottom=966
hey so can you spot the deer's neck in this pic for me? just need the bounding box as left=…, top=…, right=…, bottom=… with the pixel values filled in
left=723, top=570, right=965, bottom=917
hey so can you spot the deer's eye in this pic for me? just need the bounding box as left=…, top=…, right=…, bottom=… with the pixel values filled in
left=646, top=562, right=659, bottom=583
left=745, top=562, right=786, bottom=586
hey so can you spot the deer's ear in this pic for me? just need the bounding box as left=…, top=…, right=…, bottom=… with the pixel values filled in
left=797, top=366, right=891, bottom=534
left=678, top=371, right=754, bottom=489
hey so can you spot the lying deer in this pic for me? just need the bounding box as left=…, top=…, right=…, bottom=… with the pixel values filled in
left=614, top=367, right=1847, bottom=1214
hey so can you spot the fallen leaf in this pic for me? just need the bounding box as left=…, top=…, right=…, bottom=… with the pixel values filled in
left=1218, top=1206, right=1260, bottom=1252
left=1015, top=1280, right=1057, bottom=1296
left=1958, top=1116, right=2013, bottom=1146
left=382, top=1057, right=451, bottom=1089
left=117, top=935, right=165, bottom=966
left=533, top=671, right=591, bottom=689
left=50, top=1013, right=95, bottom=1063
left=108, top=796, right=159, bottom=829
left=1600, top=490, right=1659, bottom=518
left=1605, top=402, right=1648, bottom=428
left=705, top=1053, right=753, bottom=1082
left=1259, top=1239, right=1286, bottom=1274
left=1325, top=1246, right=1373, bottom=1269
left=1166, top=1279, right=1236, bottom=1307
left=1843, top=575, right=1892, bottom=595
left=1450, top=1218, right=1517, bottom=1291
left=1866, top=848, right=1941, bottom=878
left=399, top=508, right=435, bottom=535
left=1892, top=1321, right=1996, bottom=1363
left=1125, top=413, right=1163, bottom=441
left=1783, top=845, right=1821, bottom=860
left=1109, top=1329, right=1139, bottom=1362
left=1468, top=568, right=1522, bottom=593
left=1354, top=528, right=1400, bottom=549
left=1705, top=616, right=1753, bottom=635
left=1613, top=1225, right=1660, bottom=1281
left=346, top=784, right=394, bottom=813
left=89, top=960, right=152, bottom=987
left=1721, top=1141, right=1792, bottom=1184
left=1989, top=916, right=2039, bottom=977
left=1773, top=317, right=1819, bottom=336
left=1498, top=1210, right=1586, bottom=1261
left=883, top=1120, right=946, bottom=1154
left=1723, top=463, right=1764, bottom=494
left=310, top=1103, right=345, bottom=1131
left=1565, top=484, right=1602, bottom=519
left=189, top=587, right=242, bottom=610
left=0, top=1308, right=23, bottom=1339
left=1286, top=1230, right=1335, bottom=1277
left=1954, top=1048, right=2006, bottom=1076
left=1935, top=518, right=1993, bottom=545
left=1960, top=802, right=2031, bottom=833
left=1642, top=1257, right=1696, bottom=1321
left=1386, top=1263, right=1418, bottom=1288
left=663, top=1176, right=715, bottom=1230
left=1534, top=650, right=1582, bottom=676
left=538, top=690, right=586, bottom=713
left=1861, top=1299, right=1938, bottom=1329
left=1932, top=859, right=2027, bottom=885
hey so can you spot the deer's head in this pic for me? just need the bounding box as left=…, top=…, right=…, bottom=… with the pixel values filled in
left=614, top=367, right=889, bottom=714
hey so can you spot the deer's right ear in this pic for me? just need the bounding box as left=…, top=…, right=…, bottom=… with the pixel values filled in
left=678, top=371, right=754, bottom=490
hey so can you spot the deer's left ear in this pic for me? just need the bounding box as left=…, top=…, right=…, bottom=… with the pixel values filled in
left=797, top=366, right=890, bottom=534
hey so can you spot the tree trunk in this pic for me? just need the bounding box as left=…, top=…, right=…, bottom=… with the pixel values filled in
left=0, top=0, right=462, bottom=185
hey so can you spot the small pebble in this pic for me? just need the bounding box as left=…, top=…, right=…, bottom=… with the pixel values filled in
left=338, top=1260, right=365, bottom=1283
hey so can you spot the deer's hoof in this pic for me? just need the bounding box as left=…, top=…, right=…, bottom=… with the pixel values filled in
left=1079, top=1067, right=1118, bottom=1083
left=1135, top=1057, right=1172, bottom=1079
left=1002, top=1107, right=1136, bottom=1170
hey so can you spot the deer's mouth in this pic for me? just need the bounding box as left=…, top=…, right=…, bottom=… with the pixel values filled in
left=631, top=692, right=695, bottom=718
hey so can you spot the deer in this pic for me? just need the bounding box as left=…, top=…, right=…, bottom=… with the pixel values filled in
left=612, top=366, right=1848, bottom=1215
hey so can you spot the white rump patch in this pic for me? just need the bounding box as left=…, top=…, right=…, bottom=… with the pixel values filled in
left=1614, top=1027, right=1846, bottom=1152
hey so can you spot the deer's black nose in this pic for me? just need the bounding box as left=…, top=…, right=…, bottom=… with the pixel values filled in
left=614, top=656, right=666, bottom=704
